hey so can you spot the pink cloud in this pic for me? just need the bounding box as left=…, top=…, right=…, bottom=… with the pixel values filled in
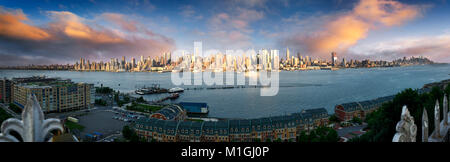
left=281, top=0, right=426, bottom=58
left=0, top=7, right=175, bottom=65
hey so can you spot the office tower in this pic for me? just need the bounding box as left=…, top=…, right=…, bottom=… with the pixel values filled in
left=286, top=47, right=290, bottom=64
left=331, top=52, right=338, bottom=67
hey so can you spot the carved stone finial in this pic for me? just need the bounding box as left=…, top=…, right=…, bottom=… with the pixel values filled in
left=434, top=100, right=440, bottom=138
left=422, top=108, right=428, bottom=142
left=444, top=94, right=448, bottom=126
left=0, top=94, right=64, bottom=142
left=393, top=106, right=417, bottom=142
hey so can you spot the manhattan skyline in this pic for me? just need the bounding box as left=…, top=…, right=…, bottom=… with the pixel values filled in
left=1, top=0, right=450, bottom=66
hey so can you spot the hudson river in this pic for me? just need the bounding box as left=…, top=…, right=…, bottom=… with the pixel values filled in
left=1, top=64, right=449, bottom=119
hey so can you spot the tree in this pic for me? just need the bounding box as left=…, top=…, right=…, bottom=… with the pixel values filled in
left=351, top=86, right=447, bottom=142
left=297, top=127, right=339, bottom=142
left=328, top=115, right=340, bottom=123
left=8, top=103, right=22, bottom=114
left=96, top=87, right=113, bottom=94
left=351, top=117, right=362, bottom=125
left=444, top=83, right=450, bottom=96
left=122, top=125, right=133, bottom=139
left=298, top=131, right=308, bottom=142
left=136, top=97, right=146, bottom=103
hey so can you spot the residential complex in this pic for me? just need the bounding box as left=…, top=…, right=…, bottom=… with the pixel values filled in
left=0, top=76, right=95, bottom=113
left=334, top=96, right=395, bottom=122
left=0, top=78, right=12, bottom=103
left=134, top=108, right=329, bottom=142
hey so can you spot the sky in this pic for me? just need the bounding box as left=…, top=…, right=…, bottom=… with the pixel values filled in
left=0, top=0, right=449, bottom=66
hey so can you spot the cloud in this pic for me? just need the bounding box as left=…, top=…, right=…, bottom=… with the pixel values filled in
left=0, top=7, right=175, bottom=66
left=101, top=13, right=138, bottom=32
left=0, top=7, right=50, bottom=40
left=281, top=0, right=425, bottom=58
left=47, top=11, right=125, bottom=44
left=205, top=7, right=265, bottom=49
left=348, top=34, right=450, bottom=63
left=179, top=5, right=203, bottom=21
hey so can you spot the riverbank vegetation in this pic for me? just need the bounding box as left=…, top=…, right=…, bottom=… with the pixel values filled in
left=95, top=99, right=107, bottom=106
left=350, top=84, right=450, bottom=142
left=96, top=87, right=113, bottom=94
left=8, top=103, right=22, bottom=114
left=297, top=126, right=339, bottom=142
left=126, top=102, right=163, bottom=113
left=114, top=91, right=131, bottom=107
left=64, top=120, right=85, bottom=132
left=122, top=125, right=146, bottom=142
left=0, top=108, right=12, bottom=124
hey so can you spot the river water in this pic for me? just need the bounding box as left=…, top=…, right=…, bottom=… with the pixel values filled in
left=1, top=64, right=449, bottom=119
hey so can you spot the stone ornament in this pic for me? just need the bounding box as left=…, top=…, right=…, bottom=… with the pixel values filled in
left=393, top=106, right=417, bottom=142
left=444, top=94, right=448, bottom=126
left=422, top=108, right=428, bottom=142
left=434, top=100, right=440, bottom=138
left=0, top=95, right=64, bottom=142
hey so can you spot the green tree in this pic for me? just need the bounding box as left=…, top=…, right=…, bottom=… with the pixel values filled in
left=0, top=108, right=12, bottom=124
left=351, top=86, right=447, bottom=142
left=8, top=103, right=22, bottom=114
left=297, top=127, right=339, bottom=142
left=351, top=117, right=362, bottom=125
left=136, top=97, right=146, bottom=103
left=122, top=125, right=133, bottom=139
left=298, top=131, right=308, bottom=142
left=328, top=115, right=340, bottom=123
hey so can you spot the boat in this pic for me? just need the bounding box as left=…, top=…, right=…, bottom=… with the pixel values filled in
left=135, top=84, right=167, bottom=95
left=168, top=93, right=180, bottom=100
left=135, top=87, right=153, bottom=95
left=169, top=87, right=184, bottom=93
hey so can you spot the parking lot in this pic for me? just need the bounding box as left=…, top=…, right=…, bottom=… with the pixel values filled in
left=75, top=109, right=126, bottom=141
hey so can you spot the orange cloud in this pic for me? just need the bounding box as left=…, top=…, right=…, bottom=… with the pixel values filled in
left=0, top=7, right=175, bottom=66
left=354, top=0, right=420, bottom=26
left=286, top=0, right=424, bottom=57
left=101, top=13, right=138, bottom=32
left=308, top=15, right=370, bottom=54
left=47, top=11, right=124, bottom=44
left=0, top=8, right=50, bottom=40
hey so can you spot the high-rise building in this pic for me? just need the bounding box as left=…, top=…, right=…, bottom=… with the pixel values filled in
left=0, top=78, right=12, bottom=103
left=286, top=47, right=290, bottom=64
left=131, top=57, right=136, bottom=68
left=331, top=52, right=338, bottom=67
left=341, top=58, right=346, bottom=67
left=12, top=78, right=94, bottom=113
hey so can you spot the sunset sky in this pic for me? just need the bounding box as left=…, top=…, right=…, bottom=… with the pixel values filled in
left=0, top=0, right=449, bottom=65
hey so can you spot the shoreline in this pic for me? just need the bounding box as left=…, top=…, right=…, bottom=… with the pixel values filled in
left=0, top=63, right=444, bottom=72
left=124, top=78, right=450, bottom=121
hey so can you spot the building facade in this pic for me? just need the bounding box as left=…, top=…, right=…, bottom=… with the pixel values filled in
left=12, top=80, right=94, bottom=113
left=134, top=108, right=330, bottom=142
left=335, top=96, right=394, bottom=122
left=0, top=78, right=12, bottom=103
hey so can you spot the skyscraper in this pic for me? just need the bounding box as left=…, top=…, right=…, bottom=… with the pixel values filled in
left=286, top=47, right=290, bottom=64
left=331, top=52, right=338, bottom=67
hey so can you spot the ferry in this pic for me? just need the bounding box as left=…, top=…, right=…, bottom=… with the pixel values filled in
left=135, top=87, right=153, bottom=95
left=169, top=87, right=184, bottom=93
left=135, top=84, right=168, bottom=95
